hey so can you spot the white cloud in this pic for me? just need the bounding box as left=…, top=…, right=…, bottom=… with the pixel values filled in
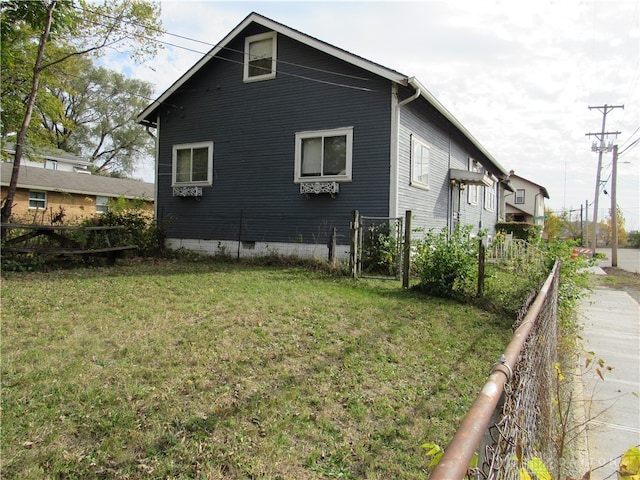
left=119, top=0, right=639, bottom=230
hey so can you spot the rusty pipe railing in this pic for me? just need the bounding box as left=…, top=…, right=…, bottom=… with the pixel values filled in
left=429, top=260, right=560, bottom=480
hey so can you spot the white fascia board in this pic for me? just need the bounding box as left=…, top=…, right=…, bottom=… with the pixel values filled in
left=137, top=12, right=409, bottom=125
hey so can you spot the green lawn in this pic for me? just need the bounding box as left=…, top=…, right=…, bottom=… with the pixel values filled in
left=1, top=258, right=511, bottom=479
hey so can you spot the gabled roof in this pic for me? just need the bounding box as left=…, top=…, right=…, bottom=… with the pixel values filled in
left=508, top=172, right=550, bottom=199
left=1, top=164, right=154, bottom=200
left=137, top=11, right=508, bottom=177
left=2, top=142, right=92, bottom=168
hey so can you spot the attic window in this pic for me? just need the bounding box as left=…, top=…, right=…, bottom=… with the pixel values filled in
left=244, top=32, right=277, bottom=82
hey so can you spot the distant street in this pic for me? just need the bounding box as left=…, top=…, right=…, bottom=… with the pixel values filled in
left=594, top=248, right=640, bottom=274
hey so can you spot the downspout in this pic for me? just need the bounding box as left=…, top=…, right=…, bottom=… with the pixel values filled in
left=145, top=118, right=160, bottom=222
left=399, top=77, right=421, bottom=107
left=391, top=78, right=421, bottom=219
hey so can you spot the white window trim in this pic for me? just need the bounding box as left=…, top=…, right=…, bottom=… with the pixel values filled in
left=410, top=135, right=430, bottom=190
left=96, top=196, right=110, bottom=214
left=467, top=158, right=479, bottom=205
left=29, top=190, right=47, bottom=210
left=294, top=127, right=353, bottom=183
left=171, top=141, right=214, bottom=187
left=243, top=31, right=277, bottom=83
left=484, top=180, right=496, bottom=212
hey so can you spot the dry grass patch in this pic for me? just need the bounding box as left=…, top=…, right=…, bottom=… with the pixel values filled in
left=2, top=259, right=511, bottom=479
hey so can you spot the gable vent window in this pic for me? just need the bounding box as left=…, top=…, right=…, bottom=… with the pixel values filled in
left=244, top=32, right=277, bottom=82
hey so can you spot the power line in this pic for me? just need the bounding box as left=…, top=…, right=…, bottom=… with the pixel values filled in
left=619, top=136, right=640, bottom=156
left=619, top=125, right=640, bottom=148
left=74, top=5, right=380, bottom=90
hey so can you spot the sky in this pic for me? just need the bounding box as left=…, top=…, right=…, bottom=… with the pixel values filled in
left=107, top=0, right=640, bottom=231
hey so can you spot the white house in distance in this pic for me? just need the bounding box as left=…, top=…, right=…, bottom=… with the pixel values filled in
left=505, top=170, right=550, bottom=226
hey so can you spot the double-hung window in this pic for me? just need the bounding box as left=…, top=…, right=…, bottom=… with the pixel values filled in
left=515, top=189, right=525, bottom=204
left=484, top=181, right=496, bottom=212
left=294, top=127, right=353, bottom=182
left=96, top=196, right=110, bottom=214
left=29, top=190, right=46, bottom=209
left=411, top=136, right=430, bottom=189
left=244, top=32, right=277, bottom=82
left=172, top=142, right=213, bottom=186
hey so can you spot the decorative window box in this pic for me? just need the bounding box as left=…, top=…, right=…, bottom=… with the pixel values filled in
left=173, top=186, right=203, bottom=197
left=300, top=181, right=339, bottom=197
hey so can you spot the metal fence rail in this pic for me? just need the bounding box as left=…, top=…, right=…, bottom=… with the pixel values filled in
left=487, top=236, right=544, bottom=270
left=430, top=260, right=560, bottom=480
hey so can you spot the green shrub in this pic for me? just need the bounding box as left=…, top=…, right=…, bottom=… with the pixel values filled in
left=361, top=222, right=401, bottom=276
left=495, top=222, right=542, bottom=242
left=80, top=208, right=166, bottom=258
left=627, top=231, right=640, bottom=248
left=413, top=224, right=478, bottom=298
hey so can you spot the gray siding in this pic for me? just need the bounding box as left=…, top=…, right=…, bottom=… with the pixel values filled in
left=156, top=26, right=392, bottom=246
left=397, top=97, right=501, bottom=237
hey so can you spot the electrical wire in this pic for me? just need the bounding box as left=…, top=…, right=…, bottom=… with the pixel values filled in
left=619, top=136, right=640, bottom=156
left=74, top=4, right=382, bottom=89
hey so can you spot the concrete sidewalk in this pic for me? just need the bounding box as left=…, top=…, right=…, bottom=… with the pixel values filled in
left=578, top=278, right=640, bottom=478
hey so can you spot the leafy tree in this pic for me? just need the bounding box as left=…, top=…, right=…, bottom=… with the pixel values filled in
left=543, top=208, right=563, bottom=242
left=37, top=64, right=156, bottom=175
left=598, top=209, right=627, bottom=247
left=0, top=0, right=162, bottom=225
left=628, top=231, right=640, bottom=249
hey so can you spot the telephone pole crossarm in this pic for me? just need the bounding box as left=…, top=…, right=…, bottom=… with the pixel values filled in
left=586, top=103, right=624, bottom=250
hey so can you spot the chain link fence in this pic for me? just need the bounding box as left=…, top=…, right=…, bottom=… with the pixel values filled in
left=476, top=262, right=560, bottom=478
left=430, top=261, right=561, bottom=479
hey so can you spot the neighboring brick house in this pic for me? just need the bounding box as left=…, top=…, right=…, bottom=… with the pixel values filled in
left=505, top=170, right=550, bottom=226
left=1, top=145, right=153, bottom=223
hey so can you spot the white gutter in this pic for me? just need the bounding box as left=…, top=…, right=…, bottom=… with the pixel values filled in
left=398, top=77, right=421, bottom=106
left=390, top=78, right=421, bottom=218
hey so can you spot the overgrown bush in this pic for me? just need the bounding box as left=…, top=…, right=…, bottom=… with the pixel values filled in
left=413, top=224, right=478, bottom=298
left=81, top=209, right=166, bottom=257
left=496, top=222, right=542, bottom=242
left=361, top=221, right=401, bottom=276
left=539, top=239, right=591, bottom=328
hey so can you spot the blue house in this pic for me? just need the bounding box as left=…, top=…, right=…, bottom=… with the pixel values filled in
left=137, top=12, right=510, bottom=260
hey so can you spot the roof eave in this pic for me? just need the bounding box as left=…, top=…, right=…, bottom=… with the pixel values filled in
left=408, top=77, right=508, bottom=178
left=137, top=12, right=409, bottom=126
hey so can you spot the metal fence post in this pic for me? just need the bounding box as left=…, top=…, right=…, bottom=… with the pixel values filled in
left=350, top=210, right=359, bottom=278
left=403, top=210, right=412, bottom=288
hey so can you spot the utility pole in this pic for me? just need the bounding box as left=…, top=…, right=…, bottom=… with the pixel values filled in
left=585, top=104, right=623, bottom=252
left=611, top=145, right=618, bottom=267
